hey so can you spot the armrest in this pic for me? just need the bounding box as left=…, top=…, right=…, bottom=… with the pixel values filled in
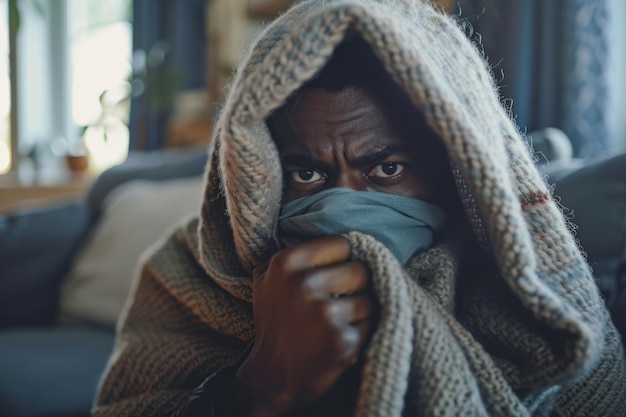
left=0, top=201, right=89, bottom=328
left=86, top=149, right=208, bottom=220
left=527, top=127, right=573, bottom=163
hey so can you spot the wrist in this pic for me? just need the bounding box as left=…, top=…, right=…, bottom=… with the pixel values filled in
left=220, top=358, right=295, bottom=417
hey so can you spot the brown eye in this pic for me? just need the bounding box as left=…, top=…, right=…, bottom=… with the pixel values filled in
left=369, top=162, right=405, bottom=178
left=291, top=169, right=324, bottom=183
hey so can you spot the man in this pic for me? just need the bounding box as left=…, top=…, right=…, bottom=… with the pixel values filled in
left=93, top=1, right=626, bottom=416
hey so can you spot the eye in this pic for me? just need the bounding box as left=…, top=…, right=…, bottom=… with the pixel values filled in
left=368, top=162, right=405, bottom=178
left=291, top=169, right=324, bottom=184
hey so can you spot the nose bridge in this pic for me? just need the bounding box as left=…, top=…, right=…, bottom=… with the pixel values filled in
left=327, top=135, right=366, bottom=191
left=331, top=168, right=366, bottom=191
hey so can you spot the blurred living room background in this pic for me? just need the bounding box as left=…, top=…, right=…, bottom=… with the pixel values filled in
left=0, top=0, right=264, bottom=210
left=0, top=0, right=625, bottom=209
left=1, top=1, right=626, bottom=417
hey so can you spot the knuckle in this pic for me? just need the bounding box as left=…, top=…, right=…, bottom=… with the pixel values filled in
left=271, top=245, right=309, bottom=273
left=349, top=261, right=370, bottom=283
left=265, top=249, right=303, bottom=285
left=313, top=299, right=335, bottom=324
left=329, top=234, right=351, bottom=251
left=355, top=260, right=370, bottom=277
left=358, top=295, right=373, bottom=312
left=313, top=235, right=350, bottom=256
left=328, top=326, right=359, bottom=359
left=316, top=299, right=340, bottom=322
left=298, top=272, right=319, bottom=294
left=289, top=270, right=318, bottom=296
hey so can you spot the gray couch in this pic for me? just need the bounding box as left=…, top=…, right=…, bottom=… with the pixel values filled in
left=0, top=149, right=208, bottom=417
left=0, top=140, right=624, bottom=417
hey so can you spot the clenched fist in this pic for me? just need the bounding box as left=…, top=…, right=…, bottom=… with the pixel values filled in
left=221, top=235, right=375, bottom=417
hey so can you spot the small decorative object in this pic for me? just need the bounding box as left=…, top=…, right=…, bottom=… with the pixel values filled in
left=65, top=153, right=89, bottom=172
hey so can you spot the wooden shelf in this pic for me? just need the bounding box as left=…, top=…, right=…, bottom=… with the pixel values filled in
left=247, top=0, right=456, bottom=18
left=0, top=167, right=94, bottom=213
left=0, top=184, right=88, bottom=213
left=247, top=0, right=294, bottom=18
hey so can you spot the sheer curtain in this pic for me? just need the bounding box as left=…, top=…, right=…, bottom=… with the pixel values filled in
left=459, top=0, right=613, bottom=158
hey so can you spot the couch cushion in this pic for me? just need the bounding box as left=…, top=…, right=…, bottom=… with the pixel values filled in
left=0, top=326, right=115, bottom=417
left=0, top=202, right=89, bottom=328
left=59, top=176, right=204, bottom=327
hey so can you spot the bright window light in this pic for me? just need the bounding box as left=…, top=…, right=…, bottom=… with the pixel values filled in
left=68, top=0, right=132, bottom=173
left=0, top=1, right=10, bottom=174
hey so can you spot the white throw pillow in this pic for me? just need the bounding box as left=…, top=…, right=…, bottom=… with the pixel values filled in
left=60, top=176, right=205, bottom=327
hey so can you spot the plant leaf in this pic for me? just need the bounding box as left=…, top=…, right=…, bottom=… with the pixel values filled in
left=9, top=0, right=21, bottom=37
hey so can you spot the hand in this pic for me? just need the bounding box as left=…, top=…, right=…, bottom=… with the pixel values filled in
left=223, top=235, right=374, bottom=417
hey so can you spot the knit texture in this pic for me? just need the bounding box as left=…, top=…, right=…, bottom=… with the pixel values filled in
left=93, top=1, right=626, bottom=416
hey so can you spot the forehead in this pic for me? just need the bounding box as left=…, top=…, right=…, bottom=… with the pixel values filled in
left=271, top=87, right=399, bottom=153
left=282, top=87, right=387, bottom=130
left=269, top=85, right=428, bottom=150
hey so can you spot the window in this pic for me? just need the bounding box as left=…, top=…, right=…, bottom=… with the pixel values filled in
left=1, top=0, right=131, bottom=179
left=68, top=0, right=132, bottom=172
left=0, top=1, right=11, bottom=173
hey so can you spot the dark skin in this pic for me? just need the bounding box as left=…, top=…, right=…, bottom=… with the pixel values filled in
left=221, top=86, right=453, bottom=417
left=273, top=87, right=441, bottom=203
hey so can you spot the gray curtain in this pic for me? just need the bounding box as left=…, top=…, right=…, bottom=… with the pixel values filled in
left=459, top=0, right=613, bottom=158
left=129, top=0, right=211, bottom=150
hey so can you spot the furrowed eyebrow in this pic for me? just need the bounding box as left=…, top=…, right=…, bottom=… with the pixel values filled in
left=351, top=144, right=412, bottom=166
left=280, top=144, right=412, bottom=171
left=280, top=154, right=330, bottom=172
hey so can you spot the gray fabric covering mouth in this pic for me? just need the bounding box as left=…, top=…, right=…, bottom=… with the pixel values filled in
left=93, top=1, right=626, bottom=416
left=278, top=187, right=446, bottom=265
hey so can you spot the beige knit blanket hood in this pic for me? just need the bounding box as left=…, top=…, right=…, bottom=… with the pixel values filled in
left=94, top=1, right=626, bottom=416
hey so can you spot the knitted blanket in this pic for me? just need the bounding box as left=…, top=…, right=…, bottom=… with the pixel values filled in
left=93, top=1, right=626, bottom=416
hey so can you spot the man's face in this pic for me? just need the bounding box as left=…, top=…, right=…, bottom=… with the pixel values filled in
left=269, top=85, right=447, bottom=204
